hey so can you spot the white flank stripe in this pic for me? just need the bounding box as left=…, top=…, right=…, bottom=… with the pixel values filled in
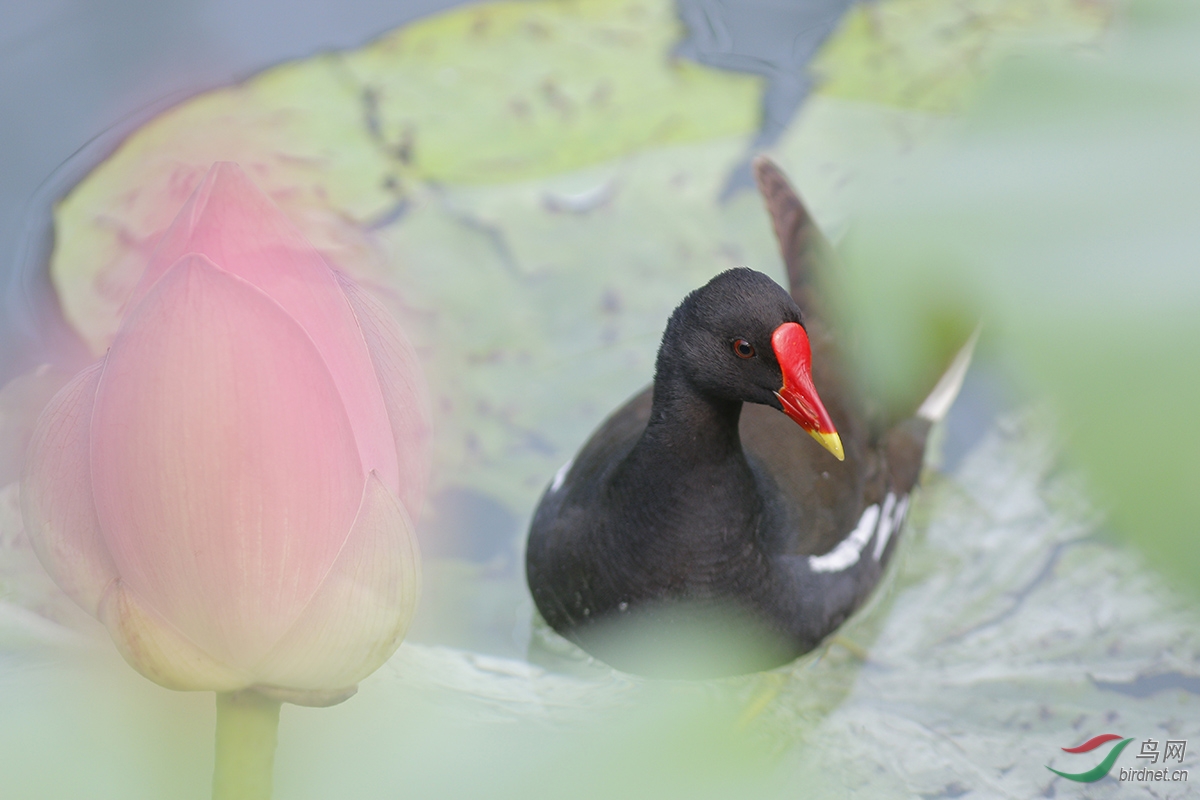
left=874, top=494, right=910, bottom=560
left=550, top=458, right=574, bottom=493
left=895, top=494, right=909, bottom=528
left=873, top=493, right=896, bottom=560
left=809, top=504, right=880, bottom=573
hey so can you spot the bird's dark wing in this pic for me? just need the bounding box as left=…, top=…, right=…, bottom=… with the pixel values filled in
left=749, top=156, right=887, bottom=556
left=751, top=155, right=835, bottom=318
left=525, top=389, right=652, bottom=630
left=749, top=155, right=961, bottom=547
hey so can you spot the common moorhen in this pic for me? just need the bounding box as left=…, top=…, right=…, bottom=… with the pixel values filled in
left=525, top=157, right=974, bottom=677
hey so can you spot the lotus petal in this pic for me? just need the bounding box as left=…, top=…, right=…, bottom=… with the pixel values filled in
left=337, top=274, right=431, bottom=516
left=99, top=581, right=248, bottom=691
left=20, top=363, right=118, bottom=616
left=253, top=471, right=419, bottom=691
left=131, top=163, right=399, bottom=489
left=91, top=254, right=364, bottom=668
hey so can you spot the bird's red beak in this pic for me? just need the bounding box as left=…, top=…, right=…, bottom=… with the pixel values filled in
left=771, top=322, right=844, bottom=461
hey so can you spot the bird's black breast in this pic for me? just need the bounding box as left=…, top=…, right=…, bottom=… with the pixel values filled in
left=525, top=379, right=886, bottom=654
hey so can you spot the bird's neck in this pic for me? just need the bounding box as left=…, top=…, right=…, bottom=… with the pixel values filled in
left=606, top=362, right=763, bottom=569
left=641, top=365, right=744, bottom=463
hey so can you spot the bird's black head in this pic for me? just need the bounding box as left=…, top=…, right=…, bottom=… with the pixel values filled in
left=656, top=268, right=843, bottom=459
left=659, top=268, right=800, bottom=406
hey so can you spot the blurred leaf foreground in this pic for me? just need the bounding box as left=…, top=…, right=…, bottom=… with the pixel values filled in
left=5, top=0, right=1199, bottom=799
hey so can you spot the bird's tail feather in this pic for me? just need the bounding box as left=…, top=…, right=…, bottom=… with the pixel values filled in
left=916, top=325, right=981, bottom=423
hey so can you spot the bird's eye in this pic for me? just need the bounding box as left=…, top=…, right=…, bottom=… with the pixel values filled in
left=733, top=339, right=756, bottom=359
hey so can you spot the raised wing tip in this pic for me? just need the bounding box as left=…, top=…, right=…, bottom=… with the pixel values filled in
left=751, top=155, right=785, bottom=192
left=750, top=155, right=828, bottom=304
left=916, top=323, right=982, bottom=423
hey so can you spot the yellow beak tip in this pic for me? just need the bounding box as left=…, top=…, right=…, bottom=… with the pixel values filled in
left=809, top=430, right=845, bottom=461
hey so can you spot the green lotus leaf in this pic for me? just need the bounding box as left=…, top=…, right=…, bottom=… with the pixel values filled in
left=50, top=0, right=760, bottom=356
left=813, top=0, right=1109, bottom=113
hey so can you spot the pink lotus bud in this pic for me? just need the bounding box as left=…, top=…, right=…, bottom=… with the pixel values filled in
left=21, top=163, right=430, bottom=706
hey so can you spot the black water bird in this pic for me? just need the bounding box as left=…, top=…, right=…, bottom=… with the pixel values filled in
left=525, top=158, right=974, bottom=677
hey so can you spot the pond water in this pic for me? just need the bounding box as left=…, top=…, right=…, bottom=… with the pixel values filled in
left=2, top=0, right=1197, bottom=798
